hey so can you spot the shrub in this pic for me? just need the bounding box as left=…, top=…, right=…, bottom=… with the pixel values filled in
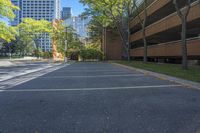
left=80, top=48, right=103, bottom=61
left=66, top=49, right=80, bottom=60
left=43, top=52, right=52, bottom=59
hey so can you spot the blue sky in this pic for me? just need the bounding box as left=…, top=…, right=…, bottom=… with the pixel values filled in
left=0, top=0, right=86, bottom=24
left=61, top=0, right=86, bottom=16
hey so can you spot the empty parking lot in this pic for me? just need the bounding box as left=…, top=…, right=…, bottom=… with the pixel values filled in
left=0, top=62, right=200, bottom=133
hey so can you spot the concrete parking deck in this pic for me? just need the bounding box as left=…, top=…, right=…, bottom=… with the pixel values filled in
left=0, top=62, right=200, bottom=133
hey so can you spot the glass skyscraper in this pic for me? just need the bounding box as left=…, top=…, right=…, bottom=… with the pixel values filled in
left=11, top=0, right=60, bottom=52
left=64, top=16, right=91, bottom=38
left=61, top=7, right=72, bottom=20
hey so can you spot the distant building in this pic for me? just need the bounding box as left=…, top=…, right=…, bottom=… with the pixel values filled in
left=64, top=16, right=91, bottom=39
left=10, top=0, right=21, bottom=26
left=61, top=7, right=72, bottom=20
left=11, top=0, right=61, bottom=52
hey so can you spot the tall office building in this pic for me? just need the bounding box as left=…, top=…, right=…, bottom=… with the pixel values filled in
left=11, top=0, right=60, bottom=52
left=10, top=0, right=21, bottom=26
left=64, top=16, right=91, bottom=38
left=61, top=7, right=72, bottom=20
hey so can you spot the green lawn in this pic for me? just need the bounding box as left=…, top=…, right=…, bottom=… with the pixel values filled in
left=112, top=61, right=200, bottom=83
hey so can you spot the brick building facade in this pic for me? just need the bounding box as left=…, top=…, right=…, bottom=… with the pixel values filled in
left=102, top=0, right=200, bottom=62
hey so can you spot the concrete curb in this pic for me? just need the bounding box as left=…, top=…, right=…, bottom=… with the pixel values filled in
left=112, top=63, right=200, bottom=90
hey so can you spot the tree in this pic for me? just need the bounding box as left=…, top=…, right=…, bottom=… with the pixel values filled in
left=0, top=23, right=18, bottom=42
left=81, top=8, right=109, bottom=56
left=15, top=32, right=34, bottom=56
left=67, top=29, right=83, bottom=50
left=0, top=0, right=19, bottom=42
left=80, top=0, right=135, bottom=61
left=173, top=0, right=192, bottom=69
left=80, top=13, right=103, bottom=50
left=133, top=0, right=148, bottom=63
left=50, top=19, right=83, bottom=60
left=18, top=18, right=51, bottom=58
left=0, top=0, right=19, bottom=19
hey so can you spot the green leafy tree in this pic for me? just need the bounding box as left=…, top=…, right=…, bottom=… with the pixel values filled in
left=15, top=33, right=34, bottom=56
left=81, top=11, right=104, bottom=48
left=80, top=0, right=135, bottom=61
left=0, top=23, right=18, bottom=42
left=50, top=20, right=66, bottom=55
left=50, top=20, right=83, bottom=60
left=65, top=27, right=83, bottom=59
left=0, top=0, right=19, bottom=18
left=18, top=18, right=51, bottom=58
left=0, top=0, right=19, bottom=42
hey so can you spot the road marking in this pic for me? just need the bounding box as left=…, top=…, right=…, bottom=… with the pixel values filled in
left=0, top=85, right=182, bottom=92
left=25, top=74, right=145, bottom=79
left=54, top=70, right=130, bottom=72
left=0, top=86, right=5, bottom=89
left=0, top=65, right=67, bottom=90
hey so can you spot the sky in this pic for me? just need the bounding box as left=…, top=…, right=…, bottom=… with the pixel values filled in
left=61, top=0, right=86, bottom=16
left=0, top=0, right=86, bottom=24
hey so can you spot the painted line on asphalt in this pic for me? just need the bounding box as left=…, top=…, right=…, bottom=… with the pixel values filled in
left=0, top=86, right=5, bottom=89
left=0, top=85, right=182, bottom=92
left=49, top=71, right=136, bottom=74
left=0, top=65, right=67, bottom=90
left=54, top=70, right=130, bottom=72
left=23, top=72, right=139, bottom=78
left=25, top=74, right=145, bottom=78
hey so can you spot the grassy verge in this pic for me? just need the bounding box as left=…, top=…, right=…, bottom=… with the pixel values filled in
left=112, top=61, right=200, bottom=83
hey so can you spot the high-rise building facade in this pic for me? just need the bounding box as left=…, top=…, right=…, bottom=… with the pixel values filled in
left=10, top=0, right=21, bottom=26
left=11, top=0, right=60, bottom=52
left=61, top=7, right=72, bottom=20
left=64, top=16, right=91, bottom=38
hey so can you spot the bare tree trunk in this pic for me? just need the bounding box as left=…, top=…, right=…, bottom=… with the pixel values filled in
left=173, top=0, right=191, bottom=69
left=142, top=17, right=147, bottom=63
left=143, top=0, right=148, bottom=63
left=34, top=37, right=40, bottom=59
left=134, top=0, right=148, bottom=63
left=127, top=16, right=131, bottom=62
left=181, top=16, right=188, bottom=69
left=103, top=27, right=107, bottom=60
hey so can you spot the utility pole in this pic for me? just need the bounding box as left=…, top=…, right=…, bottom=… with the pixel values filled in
left=64, top=27, right=68, bottom=63
left=9, top=44, right=12, bottom=60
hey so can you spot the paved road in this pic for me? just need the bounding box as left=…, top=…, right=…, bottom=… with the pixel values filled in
left=0, top=62, right=200, bottom=133
left=0, top=61, right=58, bottom=82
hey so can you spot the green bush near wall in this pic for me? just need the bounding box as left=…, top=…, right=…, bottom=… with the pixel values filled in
left=80, top=48, right=103, bottom=61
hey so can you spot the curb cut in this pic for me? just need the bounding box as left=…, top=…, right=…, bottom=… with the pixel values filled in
left=112, top=63, right=200, bottom=90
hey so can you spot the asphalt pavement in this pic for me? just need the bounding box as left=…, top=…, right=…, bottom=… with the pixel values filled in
left=0, top=61, right=59, bottom=82
left=0, top=62, right=200, bottom=133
